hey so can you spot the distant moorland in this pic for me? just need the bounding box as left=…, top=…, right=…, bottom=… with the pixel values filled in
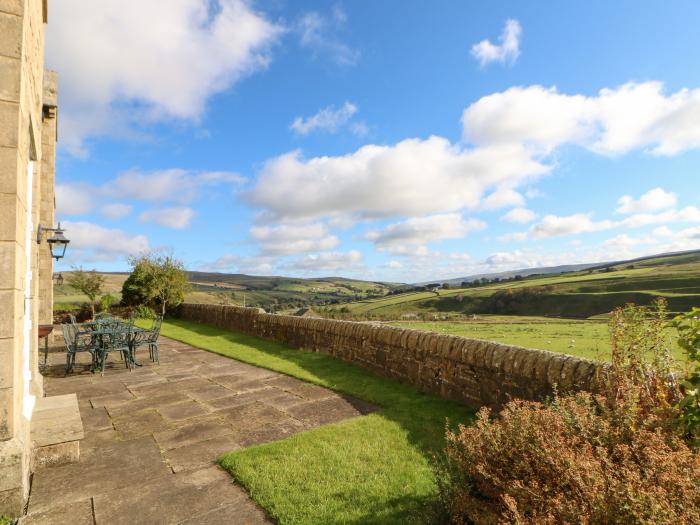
left=54, top=271, right=407, bottom=313
left=54, top=250, right=700, bottom=363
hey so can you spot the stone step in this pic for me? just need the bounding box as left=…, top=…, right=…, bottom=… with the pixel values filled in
left=31, top=394, right=84, bottom=469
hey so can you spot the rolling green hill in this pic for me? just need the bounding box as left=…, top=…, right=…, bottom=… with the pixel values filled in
left=54, top=271, right=405, bottom=312
left=325, top=250, right=700, bottom=320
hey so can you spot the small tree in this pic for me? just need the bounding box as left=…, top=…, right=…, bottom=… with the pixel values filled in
left=66, top=267, right=105, bottom=318
left=122, top=253, right=189, bottom=316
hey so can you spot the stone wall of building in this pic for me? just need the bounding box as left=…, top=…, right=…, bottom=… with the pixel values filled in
left=179, top=304, right=604, bottom=409
left=0, top=0, right=52, bottom=515
left=38, top=70, right=56, bottom=326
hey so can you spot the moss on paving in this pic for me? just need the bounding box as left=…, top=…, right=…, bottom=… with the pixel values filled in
left=157, top=319, right=474, bottom=525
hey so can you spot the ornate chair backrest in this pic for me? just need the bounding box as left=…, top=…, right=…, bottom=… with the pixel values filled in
left=150, top=316, right=163, bottom=342
left=61, top=323, right=73, bottom=348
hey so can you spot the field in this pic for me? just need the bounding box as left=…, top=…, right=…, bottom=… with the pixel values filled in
left=327, top=251, right=700, bottom=320
left=54, top=271, right=404, bottom=312
left=389, top=317, right=687, bottom=364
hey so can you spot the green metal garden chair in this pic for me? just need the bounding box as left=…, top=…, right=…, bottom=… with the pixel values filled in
left=61, top=323, right=96, bottom=374
left=132, top=316, right=163, bottom=365
left=95, top=325, right=134, bottom=376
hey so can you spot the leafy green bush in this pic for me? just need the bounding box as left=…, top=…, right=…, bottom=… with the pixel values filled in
left=671, top=307, right=700, bottom=446
left=121, top=252, right=189, bottom=315
left=133, top=304, right=156, bottom=319
left=436, top=300, right=700, bottom=524
left=99, top=293, right=116, bottom=312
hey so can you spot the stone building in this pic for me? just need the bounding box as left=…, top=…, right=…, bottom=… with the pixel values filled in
left=1, top=0, right=62, bottom=515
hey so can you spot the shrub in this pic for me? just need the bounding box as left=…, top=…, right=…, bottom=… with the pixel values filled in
left=121, top=252, right=189, bottom=315
left=133, top=304, right=156, bottom=319
left=441, top=395, right=700, bottom=524
left=99, top=293, right=117, bottom=312
left=671, top=307, right=700, bottom=446
left=436, top=300, right=700, bottom=524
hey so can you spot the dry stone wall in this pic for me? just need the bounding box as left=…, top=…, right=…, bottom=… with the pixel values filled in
left=178, top=303, right=604, bottom=409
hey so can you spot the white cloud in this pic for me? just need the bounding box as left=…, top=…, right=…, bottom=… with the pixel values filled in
left=502, top=206, right=700, bottom=241
left=618, top=206, right=700, bottom=228
left=482, top=187, right=525, bottom=210
left=47, top=0, right=282, bottom=155
left=364, top=214, right=486, bottom=253
left=62, top=221, right=149, bottom=262
left=485, top=250, right=532, bottom=268
left=112, top=169, right=244, bottom=204
left=652, top=226, right=674, bottom=237
left=249, top=222, right=340, bottom=255
left=297, top=10, right=359, bottom=66
left=139, top=207, right=195, bottom=229
left=471, top=19, right=521, bottom=66
left=290, top=102, right=361, bottom=135
left=462, top=82, right=700, bottom=156
left=248, top=136, right=548, bottom=222
left=386, top=260, right=403, bottom=269
left=501, top=207, right=536, bottom=224
left=601, top=234, right=658, bottom=249
left=101, top=203, right=133, bottom=220
left=349, top=121, right=369, bottom=136
left=282, top=250, right=364, bottom=273
left=616, top=187, right=677, bottom=214
left=199, top=254, right=275, bottom=274
left=57, top=169, right=243, bottom=222
left=56, top=183, right=94, bottom=216
left=528, top=213, right=614, bottom=239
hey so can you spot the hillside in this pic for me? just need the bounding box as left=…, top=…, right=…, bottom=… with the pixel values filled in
left=326, top=250, right=700, bottom=319
left=54, top=271, right=405, bottom=312
left=424, top=262, right=599, bottom=287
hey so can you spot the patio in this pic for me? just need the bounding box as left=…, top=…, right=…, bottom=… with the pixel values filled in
left=21, top=335, right=374, bottom=524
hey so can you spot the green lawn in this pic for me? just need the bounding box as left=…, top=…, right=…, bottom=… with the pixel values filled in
left=157, top=319, right=474, bottom=525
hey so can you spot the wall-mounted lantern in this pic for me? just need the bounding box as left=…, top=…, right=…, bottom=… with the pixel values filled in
left=37, top=222, right=70, bottom=261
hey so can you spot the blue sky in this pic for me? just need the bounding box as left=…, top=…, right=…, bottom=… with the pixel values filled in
left=49, top=0, right=700, bottom=282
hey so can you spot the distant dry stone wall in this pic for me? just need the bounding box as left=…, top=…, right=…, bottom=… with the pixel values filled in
left=178, top=304, right=603, bottom=409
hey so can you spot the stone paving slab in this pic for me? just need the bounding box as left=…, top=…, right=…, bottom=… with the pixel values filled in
left=163, top=435, right=241, bottom=473
left=20, top=500, right=94, bottom=525
left=24, top=335, right=377, bottom=524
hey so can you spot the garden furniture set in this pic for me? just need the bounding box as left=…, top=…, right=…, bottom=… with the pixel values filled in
left=60, top=313, right=162, bottom=375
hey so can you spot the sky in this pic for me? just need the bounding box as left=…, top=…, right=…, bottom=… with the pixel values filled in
left=48, top=0, right=700, bottom=283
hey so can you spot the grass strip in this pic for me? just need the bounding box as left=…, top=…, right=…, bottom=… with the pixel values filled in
left=156, top=319, right=474, bottom=524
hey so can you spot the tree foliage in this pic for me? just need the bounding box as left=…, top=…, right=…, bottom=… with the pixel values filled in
left=66, top=267, right=104, bottom=318
left=121, top=253, right=189, bottom=315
